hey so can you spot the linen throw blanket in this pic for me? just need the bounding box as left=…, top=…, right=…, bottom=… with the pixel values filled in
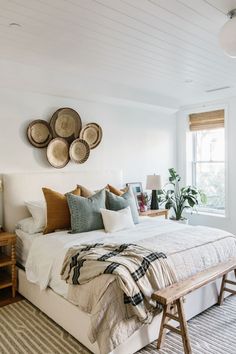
left=61, top=243, right=177, bottom=323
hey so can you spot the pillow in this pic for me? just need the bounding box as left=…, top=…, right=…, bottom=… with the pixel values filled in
left=16, top=217, right=44, bottom=234
left=106, top=188, right=139, bottom=224
left=106, top=184, right=124, bottom=196
left=42, top=187, right=81, bottom=234
left=100, top=206, right=135, bottom=233
left=67, top=189, right=106, bottom=233
left=25, top=200, right=46, bottom=229
left=77, top=185, right=94, bottom=198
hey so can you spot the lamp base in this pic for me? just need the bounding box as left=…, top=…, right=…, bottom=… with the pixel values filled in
left=150, top=190, right=159, bottom=210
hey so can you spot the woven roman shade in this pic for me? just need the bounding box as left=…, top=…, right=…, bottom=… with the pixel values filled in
left=189, top=109, right=224, bottom=131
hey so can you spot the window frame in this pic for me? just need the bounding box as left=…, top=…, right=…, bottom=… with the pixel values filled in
left=191, top=129, right=226, bottom=215
left=186, top=105, right=229, bottom=219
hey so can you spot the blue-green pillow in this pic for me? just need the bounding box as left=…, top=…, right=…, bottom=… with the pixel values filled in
left=67, top=189, right=106, bottom=233
left=106, top=188, right=139, bottom=224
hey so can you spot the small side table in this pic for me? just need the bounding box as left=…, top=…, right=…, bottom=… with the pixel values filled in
left=139, top=209, right=168, bottom=219
left=0, top=232, right=17, bottom=297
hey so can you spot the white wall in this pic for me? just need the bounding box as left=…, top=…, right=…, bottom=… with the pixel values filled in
left=0, top=88, right=177, bottom=187
left=177, top=97, right=236, bottom=234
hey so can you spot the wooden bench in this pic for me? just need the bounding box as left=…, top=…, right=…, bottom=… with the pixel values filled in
left=152, top=259, right=236, bottom=354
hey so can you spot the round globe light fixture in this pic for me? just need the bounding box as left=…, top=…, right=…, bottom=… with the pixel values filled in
left=219, top=9, right=236, bottom=58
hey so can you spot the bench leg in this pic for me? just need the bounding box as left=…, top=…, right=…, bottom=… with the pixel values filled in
left=176, top=298, right=192, bottom=354
left=157, top=303, right=171, bottom=349
left=157, top=299, right=192, bottom=354
left=218, top=271, right=236, bottom=306
left=218, top=274, right=227, bottom=305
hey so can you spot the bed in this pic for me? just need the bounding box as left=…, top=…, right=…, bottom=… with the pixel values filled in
left=3, top=172, right=236, bottom=354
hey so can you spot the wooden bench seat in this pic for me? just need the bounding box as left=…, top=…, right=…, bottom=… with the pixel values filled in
left=152, top=259, right=236, bottom=354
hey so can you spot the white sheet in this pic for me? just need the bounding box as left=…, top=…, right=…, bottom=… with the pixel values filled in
left=16, top=229, right=42, bottom=267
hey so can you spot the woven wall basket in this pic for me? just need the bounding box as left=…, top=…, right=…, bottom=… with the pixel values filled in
left=80, top=123, right=102, bottom=149
left=50, top=107, right=82, bottom=143
left=46, top=138, right=70, bottom=168
left=27, top=120, right=52, bottom=148
left=69, top=139, right=90, bottom=164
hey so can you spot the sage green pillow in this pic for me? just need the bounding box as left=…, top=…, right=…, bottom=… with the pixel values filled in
left=106, top=188, right=139, bottom=224
left=67, top=189, right=106, bottom=233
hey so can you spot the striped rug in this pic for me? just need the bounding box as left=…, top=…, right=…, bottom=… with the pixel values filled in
left=0, top=296, right=236, bottom=354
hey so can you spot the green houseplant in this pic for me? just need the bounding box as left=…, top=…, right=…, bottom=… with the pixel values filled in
left=158, top=168, right=207, bottom=221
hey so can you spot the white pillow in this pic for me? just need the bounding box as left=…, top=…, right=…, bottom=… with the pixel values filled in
left=100, top=206, right=135, bottom=233
left=16, top=217, right=44, bottom=234
left=25, top=200, right=46, bottom=229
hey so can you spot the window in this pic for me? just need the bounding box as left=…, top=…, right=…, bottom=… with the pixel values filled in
left=189, top=110, right=225, bottom=215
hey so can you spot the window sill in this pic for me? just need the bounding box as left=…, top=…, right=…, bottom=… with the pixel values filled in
left=185, top=210, right=226, bottom=218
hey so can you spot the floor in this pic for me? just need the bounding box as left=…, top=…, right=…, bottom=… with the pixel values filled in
left=0, top=288, right=23, bottom=307
left=1, top=296, right=236, bottom=354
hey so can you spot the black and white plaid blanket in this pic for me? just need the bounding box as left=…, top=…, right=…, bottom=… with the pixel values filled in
left=61, top=243, right=176, bottom=322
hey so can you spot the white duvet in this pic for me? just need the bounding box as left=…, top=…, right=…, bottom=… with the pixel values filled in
left=25, top=218, right=236, bottom=353
left=25, top=218, right=185, bottom=292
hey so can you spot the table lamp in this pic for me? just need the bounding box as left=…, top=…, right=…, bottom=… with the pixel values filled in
left=146, top=174, right=161, bottom=210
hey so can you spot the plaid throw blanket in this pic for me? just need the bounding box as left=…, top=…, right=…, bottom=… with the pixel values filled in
left=61, top=243, right=177, bottom=322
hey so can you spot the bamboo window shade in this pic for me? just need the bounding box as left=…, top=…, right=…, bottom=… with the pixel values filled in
left=189, top=109, right=224, bottom=131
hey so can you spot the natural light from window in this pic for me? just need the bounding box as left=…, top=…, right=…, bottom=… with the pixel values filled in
left=192, top=128, right=225, bottom=215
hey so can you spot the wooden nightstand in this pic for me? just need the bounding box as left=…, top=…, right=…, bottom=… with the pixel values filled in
left=0, top=232, right=16, bottom=298
left=139, top=209, right=168, bottom=219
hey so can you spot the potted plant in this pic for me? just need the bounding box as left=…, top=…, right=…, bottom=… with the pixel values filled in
left=158, top=168, right=207, bottom=223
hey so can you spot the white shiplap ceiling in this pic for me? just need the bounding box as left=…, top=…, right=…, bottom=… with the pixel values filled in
left=1, top=0, right=236, bottom=108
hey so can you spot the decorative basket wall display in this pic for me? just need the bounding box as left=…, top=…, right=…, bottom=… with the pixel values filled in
left=26, top=108, right=102, bottom=168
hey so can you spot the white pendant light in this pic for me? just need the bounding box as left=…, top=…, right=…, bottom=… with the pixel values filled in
left=219, top=9, right=236, bottom=58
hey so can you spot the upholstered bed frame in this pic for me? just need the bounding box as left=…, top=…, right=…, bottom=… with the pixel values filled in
left=2, top=172, right=230, bottom=354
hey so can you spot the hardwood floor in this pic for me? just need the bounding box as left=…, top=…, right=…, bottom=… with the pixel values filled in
left=0, top=288, right=23, bottom=307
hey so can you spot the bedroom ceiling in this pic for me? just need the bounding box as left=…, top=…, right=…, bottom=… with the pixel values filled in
left=1, top=0, right=236, bottom=108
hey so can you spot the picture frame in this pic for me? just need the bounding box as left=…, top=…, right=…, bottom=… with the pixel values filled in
left=126, top=182, right=143, bottom=210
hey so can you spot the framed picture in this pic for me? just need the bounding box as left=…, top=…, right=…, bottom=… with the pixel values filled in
left=126, top=182, right=143, bottom=210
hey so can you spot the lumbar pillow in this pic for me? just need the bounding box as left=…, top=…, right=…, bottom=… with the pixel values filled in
left=42, top=187, right=81, bottom=234
left=25, top=200, right=46, bottom=230
left=101, top=206, right=135, bottom=233
left=77, top=185, right=94, bottom=198
left=106, top=188, right=139, bottom=224
left=67, top=189, right=106, bottom=233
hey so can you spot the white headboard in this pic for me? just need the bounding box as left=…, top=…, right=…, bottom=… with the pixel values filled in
left=2, top=170, right=123, bottom=232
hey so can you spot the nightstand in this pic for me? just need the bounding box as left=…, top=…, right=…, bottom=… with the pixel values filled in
left=0, top=232, right=17, bottom=298
left=139, top=209, right=168, bottom=219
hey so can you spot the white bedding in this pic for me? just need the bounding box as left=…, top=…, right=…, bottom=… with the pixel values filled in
left=16, top=229, right=41, bottom=267
left=24, top=218, right=236, bottom=353
left=25, top=217, right=186, bottom=293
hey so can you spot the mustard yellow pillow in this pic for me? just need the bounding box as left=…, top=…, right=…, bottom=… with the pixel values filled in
left=43, top=187, right=81, bottom=234
left=107, top=184, right=125, bottom=196
left=77, top=185, right=94, bottom=198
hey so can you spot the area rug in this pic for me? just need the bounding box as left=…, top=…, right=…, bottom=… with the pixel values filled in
left=0, top=296, right=236, bottom=354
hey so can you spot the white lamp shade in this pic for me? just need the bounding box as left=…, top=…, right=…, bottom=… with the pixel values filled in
left=219, top=16, right=236, bottom=57
left=146, top=175, right=161, bottom=190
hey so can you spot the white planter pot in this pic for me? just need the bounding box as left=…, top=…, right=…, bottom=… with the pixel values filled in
left=170, top=218, right=189, bottom=225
